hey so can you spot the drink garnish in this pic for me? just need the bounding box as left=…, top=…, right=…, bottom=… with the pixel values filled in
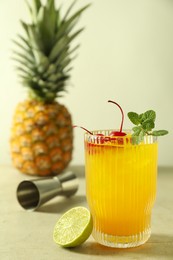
left=108, top=100, right=126, bottom=136
left=74, top=102, right=168, bottom=145
left=74, top=100, right=126, bottom=138
left=128, top=110, right=168, bottom=139
left=53, top=207, right=93, bottom=248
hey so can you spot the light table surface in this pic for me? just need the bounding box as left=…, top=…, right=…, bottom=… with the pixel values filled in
left=0, top=165, right=173, bottom=260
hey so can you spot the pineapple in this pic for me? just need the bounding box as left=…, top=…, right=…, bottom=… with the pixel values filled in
left=10, top=0, right=89, bottom=176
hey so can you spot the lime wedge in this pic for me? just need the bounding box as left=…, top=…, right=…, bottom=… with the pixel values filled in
left=53, top=206, right=93, bottom=247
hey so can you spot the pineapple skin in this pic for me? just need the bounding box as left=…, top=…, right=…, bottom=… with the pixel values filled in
left=10, top=100, right=73, bottom=176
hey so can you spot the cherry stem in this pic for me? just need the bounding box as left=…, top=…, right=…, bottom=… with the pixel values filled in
left=108, top=100, right=124, bottom=133
left=73, top=125, right=93, bottom=135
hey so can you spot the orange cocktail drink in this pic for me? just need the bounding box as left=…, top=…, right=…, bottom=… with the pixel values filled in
left=85, top=130, right=158, bottom=248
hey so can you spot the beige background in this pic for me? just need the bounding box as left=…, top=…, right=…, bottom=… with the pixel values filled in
left=0, top=0, right=173, bottom=167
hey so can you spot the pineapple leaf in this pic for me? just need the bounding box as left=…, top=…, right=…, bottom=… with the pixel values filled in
left=54, top=44, right=80, bottom=68
left=33, top=50, right=49, bottom=69
left=46, top=2, right=57, bottom=35
left=18, top=75, right=30, bottom=82
left=13, top=57, right=36, bottom=71
left=68, top=27, right=85, bottom=42
left=68, top=43, right=80, bottom=55
left=62, top=4, right=91, bottom=26
left=57, top=57, right=72, bottom=71
left=44, top=64, right=57, bottom=77
left=15, top=66, right=35, bottom=78
left=20, top=21, right=30, bottom=36
left=52, top=82, right=66, bottom=92
left=65, top=67, right=73, bottom=73
left=49, top=37, right=69, bottom=62
left=16, top=35, right=33, bottom=53
left=47, top=0, right=54, bottom=8
left=47, top=81, right=64, bottom=89
left=12, top=39, right=33, bottom=58
left=25, top=0, right=33, bottom=16
left=56, top=9, right=61, bottom=29
left=62, top=0, right=77, bottom=21
left=30, top=0, right=42, bottom=23
left=28, top=25, right=44, bottom=51
left=55, top=17, right=80, bottom=44
left=46, top=72, right=69, bottom=83
left=54, top=47, right=69, bottom=67
left=37, top=63, right=50, bottom=73
left=49, top=28, right=84, bottom=62
left=60, top=57, right=73, bottom=71
left=47, top=73, right=63, bottom=82
left=32, top=0, right=42, bottom=13
left=55, top=4, right=90, bottom=42
left=12, top=50, right=34, bottom=65
left=37, top=6, right=44, bottom=24
left=37, top=6, right=56, bottom=53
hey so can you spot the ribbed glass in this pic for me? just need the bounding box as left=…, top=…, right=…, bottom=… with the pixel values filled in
left=84, top=130, right=158, bottom=248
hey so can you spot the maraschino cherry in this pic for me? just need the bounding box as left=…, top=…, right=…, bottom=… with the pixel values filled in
left=73, top=100, right=126, bottom=141
left=108, top=100, right=126, bottom=137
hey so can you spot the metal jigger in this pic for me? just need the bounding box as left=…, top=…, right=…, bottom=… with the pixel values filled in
left=16, top=171, right=78, bottom=211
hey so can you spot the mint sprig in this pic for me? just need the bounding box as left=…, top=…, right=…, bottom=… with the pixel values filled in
left=128, top=110, right=168, bottom=138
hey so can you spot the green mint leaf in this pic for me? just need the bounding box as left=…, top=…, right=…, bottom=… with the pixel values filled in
left=132, top=127, right=145, bottom=137
left=127, top=112, right=140, bottom=125
left=128, top=109, right=168, bottom=139
left=152, top=130, right=169, bottom=136
left=132, top=128, right=144, bottom=144
left=139, top=129, right=145, bottom=140
left=142, top=110, right=156, bottom=122
left=138, top=113, right=144, bottom=123
left=142, top=119, right=155, bottom=131
left=132, top=126, right=142, bottom=136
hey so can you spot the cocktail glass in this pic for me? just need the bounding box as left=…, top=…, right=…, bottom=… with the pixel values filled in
left=84, top=130, right=158, bottom=248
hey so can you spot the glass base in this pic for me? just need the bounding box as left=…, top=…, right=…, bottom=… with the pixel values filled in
left=92, top=228, right=151, bottom=248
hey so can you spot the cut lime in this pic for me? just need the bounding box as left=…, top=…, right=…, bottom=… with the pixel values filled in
left=53, top=206, right=93, bottom=248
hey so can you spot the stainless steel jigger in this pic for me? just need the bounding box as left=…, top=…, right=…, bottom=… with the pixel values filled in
left=16, top=171, right=78, bottom=211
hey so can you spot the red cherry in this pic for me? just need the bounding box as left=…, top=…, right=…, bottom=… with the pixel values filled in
left=109, top=131, right=126, bottom=137
left=109, top=131, right=126, bottom=145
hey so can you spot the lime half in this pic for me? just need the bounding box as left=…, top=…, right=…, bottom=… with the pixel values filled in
left=53, top=207, right=93, bottom=248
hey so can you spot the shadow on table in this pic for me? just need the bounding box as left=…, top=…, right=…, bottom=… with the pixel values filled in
left=70, top=233, right=173, bottom=258
left=37, top=194, right=87, bottom=213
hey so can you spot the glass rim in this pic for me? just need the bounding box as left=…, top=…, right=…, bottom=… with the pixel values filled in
left=85, top=129, right=131, bottom=136
left=84, top=129, right=158, bottom=145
